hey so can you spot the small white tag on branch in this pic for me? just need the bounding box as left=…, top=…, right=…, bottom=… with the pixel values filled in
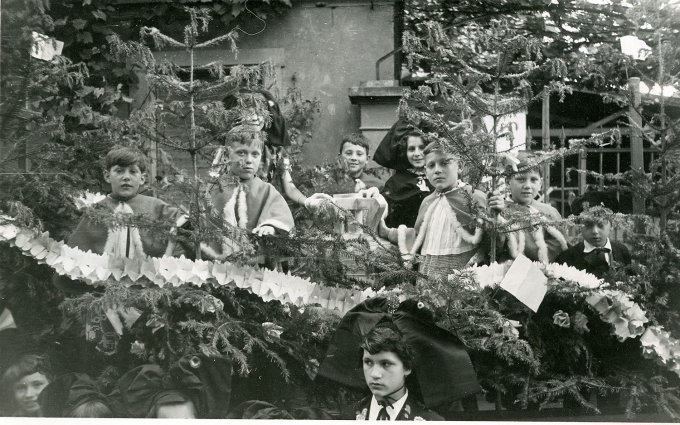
left=30, top=31, right=64, bottom=61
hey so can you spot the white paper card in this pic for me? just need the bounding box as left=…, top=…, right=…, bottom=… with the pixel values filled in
left=31, top=31, right=64, bottom=61
left=500, top=254, right=547, bottom=312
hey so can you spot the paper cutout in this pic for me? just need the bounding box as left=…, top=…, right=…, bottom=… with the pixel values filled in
left=500, top=254, right=548, bottom=312
left=30, top=31, right=64, bottom=61
left=0, top=308, right=17, bottom=331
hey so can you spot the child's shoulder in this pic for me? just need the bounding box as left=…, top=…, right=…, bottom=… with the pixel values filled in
left=249, top=177, right=286, bottom=198
left=361, top=172, right=384, bottom=189
left=127, top=193, right=168, bottom=209
left=531, top=201, right=562, bottom=219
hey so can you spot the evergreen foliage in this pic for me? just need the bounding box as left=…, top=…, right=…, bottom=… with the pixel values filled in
left=1, top=0, right=680, bottom=420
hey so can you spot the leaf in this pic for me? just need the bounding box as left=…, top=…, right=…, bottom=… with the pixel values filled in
left=77, top=32, right=94, bottom=44
left=91, top=10, right=107, bottom=21
left=72, top=19, right=87, bottom=30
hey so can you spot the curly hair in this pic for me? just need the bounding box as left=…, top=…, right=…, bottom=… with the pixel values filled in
left=394, top=131, right=427, bottom=166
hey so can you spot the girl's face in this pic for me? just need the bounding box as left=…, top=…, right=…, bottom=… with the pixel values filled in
left=405, top=136, right=425, bottom=168
left=13, top=372, right=49, bottom=415
left=425, top=151, right=459, bottom=192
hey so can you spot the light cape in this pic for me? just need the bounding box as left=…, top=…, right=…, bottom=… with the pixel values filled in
left=67, top=194, right=181, bottom=258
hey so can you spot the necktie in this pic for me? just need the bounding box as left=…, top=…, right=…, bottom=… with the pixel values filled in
left=376, top=400, right=392, bottom=421
left=585, top=246, right=611, bottom=265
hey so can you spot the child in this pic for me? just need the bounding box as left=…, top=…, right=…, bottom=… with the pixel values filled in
left=39, top=373, right=114, bottom=417
left=113, top=355, right=231, bottom=418
left=356, top=327, right=443, bottom=421
left=67, top=146, right=183, bottom=259
left=0, top=354, right=52, bottom=416
left=278, top=156, right=334, bottom=209
left=379, top=142, right=505, bottom=278
left=339, top=133, right=384, bottom=192
left=505, top=156, right=568, bottom=263
left=554, top=208, right=631, bottom=277
left=201, top=127, right=294, bottom=260
left=379, top=131, right=433, bottom=227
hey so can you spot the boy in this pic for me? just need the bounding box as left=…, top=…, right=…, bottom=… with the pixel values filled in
left=201, top=127, right=294, bottom=260
left=505, top=156, right=568, bottom=263
left=379, top=142, right=505, bottom=278
left=0, top=354, right=52, bottom=416
left=68, top=146, right=183, bottom=259
left=554, top=208, right=631, bottom=277
left=340, top=133, right=383, bottom=192
left=356, top=327, right=443, bottom=421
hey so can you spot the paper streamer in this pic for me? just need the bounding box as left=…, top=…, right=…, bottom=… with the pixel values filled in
left=469, top=258, right=649, bottom=340
left=0, top=219, right=374, bottom=315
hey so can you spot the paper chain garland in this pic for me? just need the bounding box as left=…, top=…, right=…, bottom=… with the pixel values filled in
left=0, top=219, right=374, bottom=315
left=469, top=261, right=680, bottom=378
left=3, top=218, right=679, bottom=378
left=469, top=261, right=648, bottom=341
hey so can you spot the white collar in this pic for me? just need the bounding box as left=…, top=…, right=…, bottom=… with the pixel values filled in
left=368, top=390, right=409, bottom=421
left=583, top=239, right=612, bottom=253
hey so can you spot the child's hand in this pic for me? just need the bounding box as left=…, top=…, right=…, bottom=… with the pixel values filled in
left=304, top=193, right=333, bottom=209
left=488, top=190, right=505, bottom=212
left=253, top=225, right=275, bottom=236
left=357, top=187, right=380, bottom=198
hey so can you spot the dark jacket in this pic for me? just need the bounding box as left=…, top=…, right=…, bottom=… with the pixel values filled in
left=554, top=240, right=631, bottom=277
left=354, top=394, right=444, bottom=421
left=382, top=170, right=433, bottom=228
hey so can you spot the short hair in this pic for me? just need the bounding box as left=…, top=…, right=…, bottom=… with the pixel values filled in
left=69, top=400, right=113, bottom=418
left=576, top=206, right=614, bottom=226
left=105, top=147, right=148, bottom=173
left=511, top=152, right=542, bottom=177
left=339, top=133, right=370, bottom=155
left=360, top=327, right=414, bottom=370
left=422, top=141, right=457, bottom=161
left=1, top=354, right=53, bottom=389
left=225, top=126, right=265, bottom=153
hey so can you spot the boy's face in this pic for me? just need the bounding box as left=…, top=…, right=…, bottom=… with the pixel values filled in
left=340, top=142, right=368, bottom=177
left=425, top=151, right=459, bottom=192
left=406, top=136, right=425, bottom=168
left=362, top=350, right=411, bottom=401
left=104, top=164, right=145, bottom=200
left=228, top=142, right=262, bottom=181
left=509, top=170, right=542, bottom=206
left=13, top=372, right=49, bottom=415
left=156, top=401, right=196, bottom=419
left=582, top=220, right=611, bottom=247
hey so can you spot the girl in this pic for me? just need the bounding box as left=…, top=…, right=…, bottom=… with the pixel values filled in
left=380, top=132, right=434, bottom=227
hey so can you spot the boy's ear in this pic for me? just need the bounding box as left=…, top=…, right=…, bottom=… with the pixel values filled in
left=404, top=368, right=412, bottom=377
left=103, top=169, right=111, bottom=184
